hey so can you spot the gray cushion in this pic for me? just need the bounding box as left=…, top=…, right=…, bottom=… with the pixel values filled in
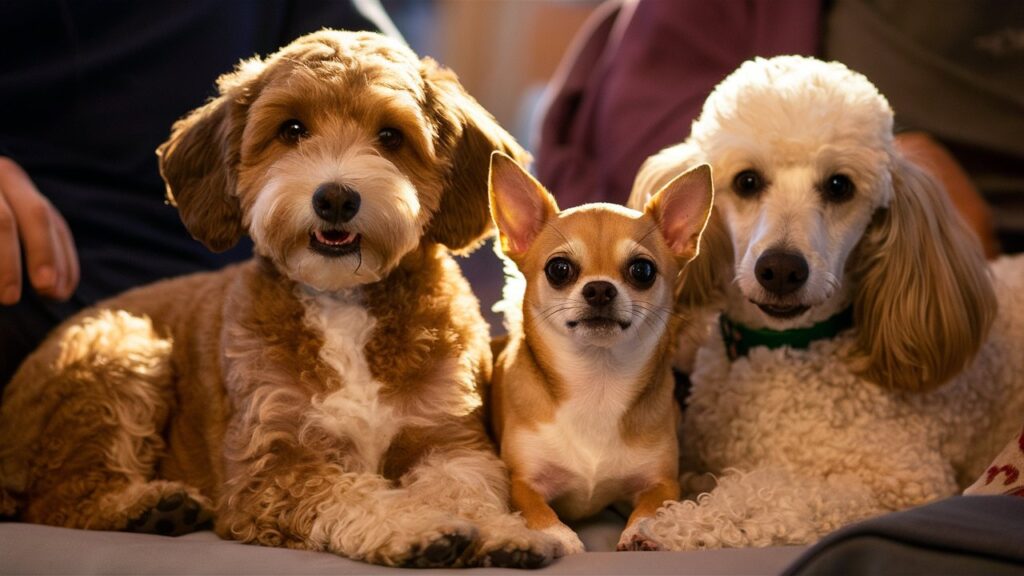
left=0, top=516, right=806, bottom=575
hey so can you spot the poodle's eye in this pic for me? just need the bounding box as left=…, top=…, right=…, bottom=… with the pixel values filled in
left=626, top=258, right=657, bottom=289
left=378, top=127, right=404, bottom=151
left=822, top=174, right=855, bottom=203
left=545, top=257, right=577, bottom=288
left=732, top=169, right=765, bottom=197
left=278, top=119, right=309, bottom=144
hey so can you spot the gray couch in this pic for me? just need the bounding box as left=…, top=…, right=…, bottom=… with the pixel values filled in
left=0, top=512, right=806, bottom=575
left=7, top=497, right=1020, bottom=574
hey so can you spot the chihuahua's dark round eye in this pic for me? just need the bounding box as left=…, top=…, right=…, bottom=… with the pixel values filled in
left=545, top=257, right=577, bottom=288
left=378, top=127, right=404, bottom=150
left=732, top=169, right=765, bottom=198
left=626, top=258, right=657, bottom=288
left=278, top=119, right=308, bottom=143
left=822, top=173, right=854, bottom=203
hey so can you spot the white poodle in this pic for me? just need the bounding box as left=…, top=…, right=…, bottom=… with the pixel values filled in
left=626, top=55, right=1024, bottom=550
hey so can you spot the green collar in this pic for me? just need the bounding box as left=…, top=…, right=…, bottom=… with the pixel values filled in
left=720, top=307, right=854, bottom=360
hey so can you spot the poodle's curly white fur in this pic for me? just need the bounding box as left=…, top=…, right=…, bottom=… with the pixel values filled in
left=627, top=55, right=1024, bottom=550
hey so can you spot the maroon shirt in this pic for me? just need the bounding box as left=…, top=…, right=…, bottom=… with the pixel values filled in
left=536, top=0, right=821, bottom=208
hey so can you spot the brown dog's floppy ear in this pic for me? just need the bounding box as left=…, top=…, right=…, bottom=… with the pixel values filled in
left=849, top=153, right=996, bottom=392
left=157, top=59, right=263, bottom=252
left=421, top=57, right=531, bottom=253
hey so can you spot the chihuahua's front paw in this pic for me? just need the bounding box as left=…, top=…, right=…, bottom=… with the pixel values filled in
left=616, top=520, right=664, bottom=551
left=541, top=523, right=585, bottom=556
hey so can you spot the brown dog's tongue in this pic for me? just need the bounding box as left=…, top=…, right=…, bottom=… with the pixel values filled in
left=315, top=230, right=356, bottom=246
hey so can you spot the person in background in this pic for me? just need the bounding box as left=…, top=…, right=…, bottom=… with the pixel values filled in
left=0, top=0, right=398, bottom=388
left=536, top=0, right=1022, bottom=257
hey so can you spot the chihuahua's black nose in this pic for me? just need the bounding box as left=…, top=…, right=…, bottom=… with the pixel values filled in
left=312, top=182, right=361, bottom=223
left=582, top=281, right=617, bottom=307
left=755, top=249, right=809, bottom=296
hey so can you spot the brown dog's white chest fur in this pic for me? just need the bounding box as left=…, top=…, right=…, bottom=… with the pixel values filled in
left=299, top=290, right=404, bottom=473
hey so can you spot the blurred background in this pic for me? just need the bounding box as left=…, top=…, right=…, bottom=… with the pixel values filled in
left=383, top=0, right=602, bottom=334
left=385, top=0, right=599, bottom=152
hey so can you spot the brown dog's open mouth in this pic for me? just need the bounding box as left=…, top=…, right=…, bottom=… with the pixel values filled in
left=309, top=229, right=361, bottom=257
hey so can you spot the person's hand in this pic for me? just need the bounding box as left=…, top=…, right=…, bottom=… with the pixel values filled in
left=0, top=156, right=79, bottom=305
left=895, top=132, right=1001, bottom=259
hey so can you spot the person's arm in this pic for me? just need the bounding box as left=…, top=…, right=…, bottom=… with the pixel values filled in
left=894, top=133, right=1000, bottom=259
left=0, top=157, right=79, bottom=305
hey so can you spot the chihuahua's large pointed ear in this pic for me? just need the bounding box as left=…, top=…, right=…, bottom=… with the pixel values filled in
left=644, top=164, right=714, bottom=264
left=156, top=59, right=264, bottom=252
left=489, top=151, right=558, bottom=259
left=849, top=153, right=996, bottom=392
left=421, top=57, right=531, bottom=253
left=630, top=142, right=730, bottom=309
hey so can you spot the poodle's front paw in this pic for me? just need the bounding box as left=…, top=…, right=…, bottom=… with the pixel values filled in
left=541, top=522, right=585, bottom=556
left=616, top=519, right=664, bottom=551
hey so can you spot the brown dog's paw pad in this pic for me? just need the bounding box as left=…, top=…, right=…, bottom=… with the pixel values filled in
left=402, top=531, right=476, bottom=568
left=125, top=492, right=212, bottom=536
left=483, top=545, right=552, bottom=569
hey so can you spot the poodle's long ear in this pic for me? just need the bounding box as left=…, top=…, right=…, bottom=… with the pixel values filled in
left=157, top=59, right=264, bottom=252
left=849, top=153, right=996, bottom=392
left=629, top=142, right=731, bottom=310
left=421, top=57, right=531, bottom=253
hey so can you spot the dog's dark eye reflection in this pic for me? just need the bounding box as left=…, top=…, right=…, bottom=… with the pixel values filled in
left=378, top=127, right=404, bottom=150
left=545, top=257, right=577, bottom=288
left=822, top=174, right=855, bottom=203
left=278, top=119, right=308, bottom=143
left=733, top=169, right=765, bottom=197
left=627, top=258, right=657, bottom=288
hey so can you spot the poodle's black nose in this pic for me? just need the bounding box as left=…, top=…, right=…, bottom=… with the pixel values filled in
left=312, top=183, right=361, bottom=223
left=582, top=281, right=618, bottom=307
left=755, top=249, right=809, bottom=296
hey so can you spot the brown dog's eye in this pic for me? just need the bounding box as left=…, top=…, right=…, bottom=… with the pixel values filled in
left=545, top=257, right=577, bottom=288
left=733, top=169, right=765, bottom=198
left=626, top=258, right=657, bottom=289
left=821, top=174, right=855, bottom=203
left=377, top=127, right=404, bottom=151
left=278, top=119, right=309, bottom=144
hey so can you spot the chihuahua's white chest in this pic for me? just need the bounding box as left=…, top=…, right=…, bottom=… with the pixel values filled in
left=515, top=361, right=665, bottom=520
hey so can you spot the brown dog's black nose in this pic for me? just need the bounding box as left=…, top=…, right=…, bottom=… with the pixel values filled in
left=755, top=249, right=809, bottom=296
left=312, top=183, right=361, bottom=223
left=582, top=281, right=617, bottom=307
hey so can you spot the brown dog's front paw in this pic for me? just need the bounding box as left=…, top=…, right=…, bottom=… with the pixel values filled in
left=402, top=530, right=477, bottom=568
left=483, top=546, right=550, bottom=570
left=473, top=526, right=562, bottom=569
left=125, top=490, right=213, bottom=536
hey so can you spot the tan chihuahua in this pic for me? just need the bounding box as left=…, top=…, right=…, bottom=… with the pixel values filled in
left=487, top=152, right=714, bottom=553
